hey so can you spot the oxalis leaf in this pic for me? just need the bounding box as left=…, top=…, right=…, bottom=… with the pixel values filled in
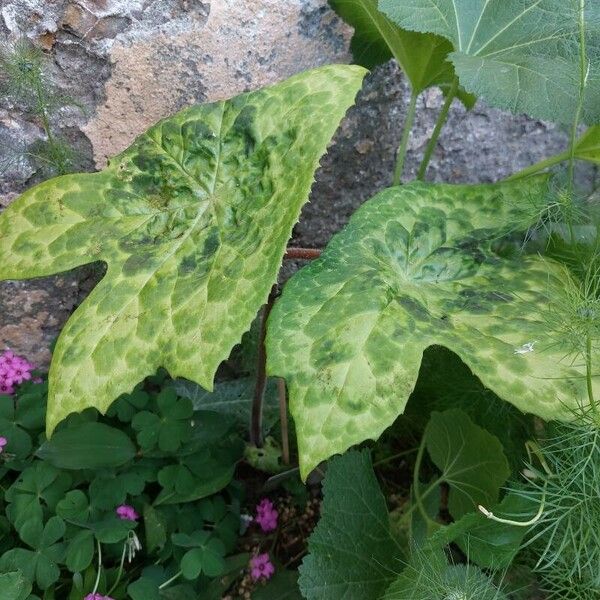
left=267, top=177, right=599, bottom=478
left=379, top=0, right=600, bottom=125
left=329, top=0, right=475, bottom=106
left=0, top=65, right=366, bottom=433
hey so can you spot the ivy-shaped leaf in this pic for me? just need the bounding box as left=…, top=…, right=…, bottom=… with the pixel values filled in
left=267, top=177, right=597, bottom=477
left=299, top=450, right=404, bottom=600
left=0, top=65, right=366, bottom=433
left=422, top=409, right=510, bottom=519
left=329, top=0, right=474, bottom=106
left=379, top=0, right=600, bottom=125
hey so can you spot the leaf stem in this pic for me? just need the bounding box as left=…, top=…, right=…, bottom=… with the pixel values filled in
left=393, top=90, right=419, bottom=185
left=567, top=0, right=588, bottom=196
left=478, top=482, right=547, bottom=527
left=250, top=285, right=278, bottom=447
left=372, top=447, right=418, bottom=467
left=417, top=77, right=458, bottom=181
left=284, top=247, right=322, bottom=260
left=159, top=570, right=183, bottom=590
left=278, top=378, right=290, bottom=465
left=586, top=333, right=598, bottom=417
left=505, top=152, right=569, bottom=181
left=107, top=543, right=128, bottom=595
left=411, top=434, right=440, bottom=530
left=92, top=540, right=102, bottom=595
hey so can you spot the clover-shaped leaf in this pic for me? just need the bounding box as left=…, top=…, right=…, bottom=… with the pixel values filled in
left=267, top=177, right=598, bottom=477
left=132, top=389, right=193, bottom=452
left=6, top=463, right=72, bottom=535
left=0, top=516, right=66, bottom=590
left=0, top=65, right=366, bottom=434
left=0, top=571, right=32, bottom=600
left=89, top=464, right=153, bottom=510
left=380, top=0, right=600, bottom=125
left=107, top=389, right=150, bottom=423
left=172, top=531, right=226, bottom=579
left=330, top=0, right=474, bottom=106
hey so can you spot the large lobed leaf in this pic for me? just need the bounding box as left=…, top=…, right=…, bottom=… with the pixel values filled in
left=267, top=177, right=599, bottom=478
left=379, top=0, right=600, bottom=125
left=329, top=0, right=474, bottom=106
left=0, top=65, right=366, bottom=433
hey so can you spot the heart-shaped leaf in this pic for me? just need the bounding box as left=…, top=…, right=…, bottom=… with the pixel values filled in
left=0, top=65, right=366, bottom=434
left=380, top=0, right=600, bottom=125
left=267, top=177, right=597, bottom=477
left=329, top=0, right=474, bottom=106
left=423, top=409, right=510, bottom=519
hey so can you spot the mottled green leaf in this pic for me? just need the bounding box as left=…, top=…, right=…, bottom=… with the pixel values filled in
left=267, top=178, right=597, bottom=477
left=0, top=65, right=366, bottom=434
left=299, top=450, right=404, bottom=600
left=329, top=0, right=474, bottom=106
left=36, top=422, right=136, bottom=469
left=380, top=0, right=600, bottom=125
left=423, top=410, right=510, bottom=519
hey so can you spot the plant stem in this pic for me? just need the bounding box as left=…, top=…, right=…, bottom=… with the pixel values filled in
left=586, top=334, right=598, bottom=417
left=92, top=540, right=102, bottom=594
left=250, top=285, right=278, bottom=447
left=567, top=0, right=588, bottom=197
left=409, top=435, right=440, bottom=531
left=506, top=152, right=570, bottom=181
left=159, top=571, right=183, bottom=590
left=417, top=78, right=458, bottom=181
left=278, top=378, right=290, bottom=465
left=107, top=543, right=128, bottom=595
left=372, top=447, right=417, bottom=467
left=284, top=247, right=321, bottom=260
left=393, top=90, right=419, bottom=186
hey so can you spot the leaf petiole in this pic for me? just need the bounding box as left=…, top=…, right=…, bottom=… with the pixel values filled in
left=417, top=77, right=458, bottom=181
left=393, top=90, right=419, bottom=185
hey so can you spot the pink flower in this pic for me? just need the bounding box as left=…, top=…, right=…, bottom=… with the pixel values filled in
left=84, top=594, right=115, bottom=600
left=255, top=498, right=278, bottom=532
left=0, top=350, right=34, bottom=395
left=0, top=437, right=7, bottom=453
left=250, top=553, right=275, bottom=581
left=116, top=504, right=139, bottom=521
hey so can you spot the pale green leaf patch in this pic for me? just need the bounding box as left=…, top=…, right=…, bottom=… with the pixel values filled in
left=0, top=65, right=367, bottom=433
left=267, top=177, right=599, bottom=478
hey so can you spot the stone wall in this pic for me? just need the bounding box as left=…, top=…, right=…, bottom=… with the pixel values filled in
left=0, top=0, right=586, bottom=367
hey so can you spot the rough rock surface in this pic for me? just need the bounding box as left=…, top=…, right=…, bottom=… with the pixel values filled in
left=0, top=0, right=594, bottom=366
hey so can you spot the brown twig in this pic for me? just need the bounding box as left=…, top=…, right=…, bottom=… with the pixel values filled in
left=278, top=378, right=290, bottom=465
left=284, top=247, right=322, bottom=260
left=250, top=285, right=278, bottom=447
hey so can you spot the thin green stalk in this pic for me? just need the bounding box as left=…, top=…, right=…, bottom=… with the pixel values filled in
left=417, top=77, right=458, bottom=181
left=92, top=540, right=102, bottom=594
left=159, top=571, right=183, bottom=590
left=409, top=435, right=440, bottom=531
left=505, top=152, right=570, bottom=181
left=393, top=90, right=419, bottom=186
left=567, top=0, right=588, bottom=196
left=586, top=334, right=598, bottom=417
left=372, top=446, right=418, bottom=467
left=107, top=543, right=128, bottom=595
